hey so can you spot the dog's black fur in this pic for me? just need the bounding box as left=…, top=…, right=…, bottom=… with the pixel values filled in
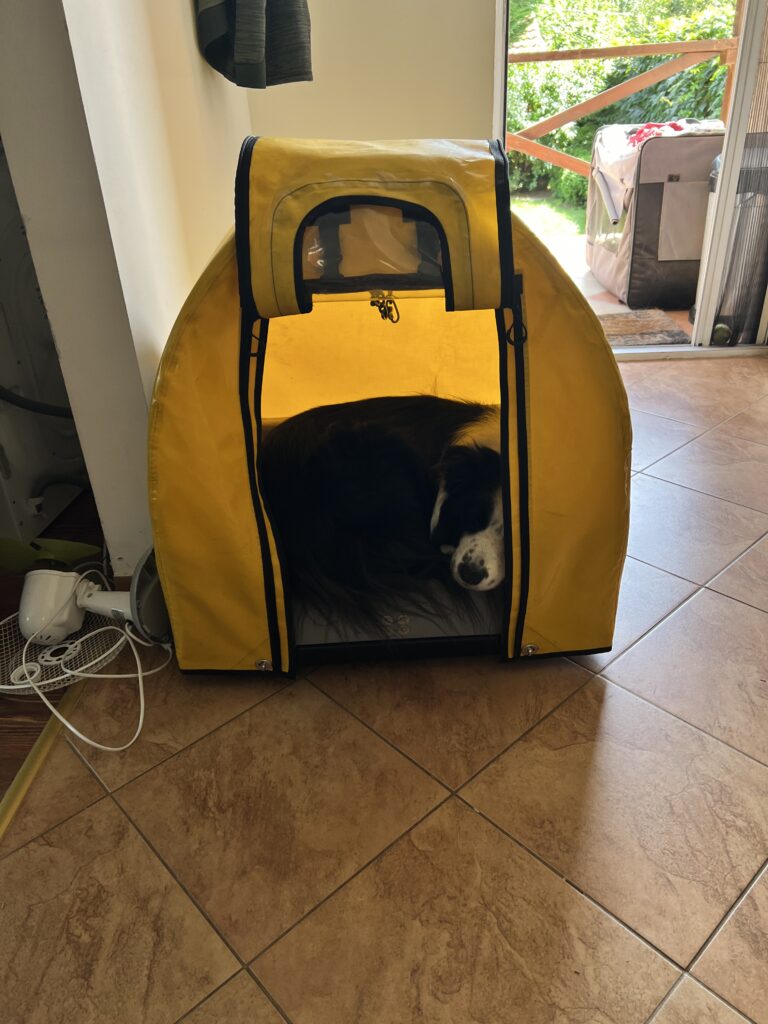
left=259, top=395, right=502, bottom=627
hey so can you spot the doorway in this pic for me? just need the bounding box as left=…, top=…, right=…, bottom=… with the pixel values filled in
left=505, top=0, right=746, bottom=353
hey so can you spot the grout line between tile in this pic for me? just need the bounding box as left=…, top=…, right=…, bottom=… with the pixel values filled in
left=579, top=534, right=768, bottom=682
left=594, top=586, right=704, bottom=673
left=699, top=523, right=768, bottom=581
left=454, top=794, right=683, bottom=971
left=311, top=664, right=598, bottom=796
left=0, top=790, right=112, bottom=864
left=634, top=386, right=768, bottom=476
left=307, top=678, right=452, bottom=791
left=684, top=975, right=761, bottom=1024
left=641, top=466, right=768, bottom=517
left=632, top=427, right=708, bottom=477
left=622, top=552, right=713, bottom=589
left=571, top=572, right=700, bottom=673
left=602, top=520, right=768, bottom=683
left=706, top=395, right=768, bottom=450
left=626, top=398, right=747, bottom=432
left=173, top=967, right=295, bottom=1024
left=0, top=739, right=111, bottom=864
left=249, top=795, right=453, bottom=963
left=643, top=973, right=687, bottom=1023
left=601, top=674, right=768, bottom=774
left=110, top=795, right=250, bottom=967
left=65, top=733, right=113, bottom=790
left=247, top=966, right=295, bottom=1024
left=685, top=976, right=760, bottom=1024
left=706, top=523, right=768, bottom=592
left=618, top=528, right=768, bottom=663
left=455, top=795, right=566, bottom=881
left=687, top=855, right=768, bottom=972
left=452, top=671, right=598, bottom=793
left=82, top=681, right=294, bottom=796
left=563, top=876, right=684, bottom=971
left=715, top=424, right=768, bottom=450
left=116, top=789, right=296, bottom=1024
left=171, top=968, right=244, bottom=1024
left=632, top=470, right=768, bottom=540
left=704, top=582, right=768, bottom=618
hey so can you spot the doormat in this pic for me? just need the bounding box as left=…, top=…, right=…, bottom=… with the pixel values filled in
left=598, top=308, right=691, bottom=347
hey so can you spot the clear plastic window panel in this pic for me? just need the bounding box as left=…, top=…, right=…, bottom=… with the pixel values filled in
left=300, top=203, right=444, bottom=294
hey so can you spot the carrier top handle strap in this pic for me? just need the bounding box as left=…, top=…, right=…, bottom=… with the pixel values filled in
left=235, top=135, right=260, bottom=319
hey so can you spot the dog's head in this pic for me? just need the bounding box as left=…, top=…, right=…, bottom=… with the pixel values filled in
left=430, top=445, right=504, bottom=591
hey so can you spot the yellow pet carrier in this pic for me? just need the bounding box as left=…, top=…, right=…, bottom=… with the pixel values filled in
left=149, top=138, right=631, bottom=674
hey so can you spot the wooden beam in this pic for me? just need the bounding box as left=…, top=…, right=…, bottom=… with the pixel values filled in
left=721, top=57, right=738, bottom=121
left=508, top=37, right=735, bottom=63
left=733, top=0, right=746, bottom=38
left=519, top=51, right=716, bottom=140
left=721, top=0, right=745, bottom=122
left=505, top=134, right=591, bottom=177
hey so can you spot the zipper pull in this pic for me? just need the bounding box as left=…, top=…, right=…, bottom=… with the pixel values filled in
left=370, top=290, right=400, bottom=323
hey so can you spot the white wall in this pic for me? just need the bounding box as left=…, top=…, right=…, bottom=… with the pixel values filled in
left=62, top=1, right=253, bottom=396
left=248, top=0, right=503, bottom=140
left=0, top=0, right=152, bottom=575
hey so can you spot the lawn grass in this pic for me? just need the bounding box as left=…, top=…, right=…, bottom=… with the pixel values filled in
left=510, top=190, right=586, bottom=237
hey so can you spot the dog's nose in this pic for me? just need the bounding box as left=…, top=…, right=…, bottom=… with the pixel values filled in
left=457, top=559, right=488, bottom=587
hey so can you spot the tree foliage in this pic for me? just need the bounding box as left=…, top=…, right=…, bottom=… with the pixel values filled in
left=507, top=0, right=736, bottom=203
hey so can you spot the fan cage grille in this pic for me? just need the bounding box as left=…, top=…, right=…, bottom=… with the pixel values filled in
left=0, top=612, right=127, bottom=695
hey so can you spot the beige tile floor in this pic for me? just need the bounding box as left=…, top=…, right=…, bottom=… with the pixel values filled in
left=3, top=358, right=768, bottom=1023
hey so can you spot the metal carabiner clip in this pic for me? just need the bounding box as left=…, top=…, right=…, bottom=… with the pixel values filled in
left=384, top=296, right=400, bottom=323
left=369, top=290, right=401, bottom=323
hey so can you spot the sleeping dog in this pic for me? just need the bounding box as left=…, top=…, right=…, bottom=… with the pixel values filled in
left=260, top=395, right=504, bottom=625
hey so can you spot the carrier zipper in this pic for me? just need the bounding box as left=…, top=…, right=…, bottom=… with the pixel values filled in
left=490, top=138, right=530, bottom=658
left=369, top=290, right=400, bottom=323
left=505, top=275, right=527, bottom=347
left=510, top=325, right=531, bottom=658
left=235, top=136, right=289, bottom=674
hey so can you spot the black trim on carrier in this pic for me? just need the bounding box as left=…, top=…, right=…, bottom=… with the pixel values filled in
left=303, top=272, right=443, bottom=297
left=235, top=134, right=289, bottom=674
left=490, top=139, right=530, bottom=659
left=181, top=644, right=612, bottom=677
left=237, top=315, right=284, bottom=673
left=252, top=319, right=297, bottom=674
left=495, top=308, right=514, bottom=659
left=490, top=139, right=519, bottom=313
left=510, top=328, right=531, bottom=657
left=235, top=135, right=260, bottom=317
left=295, top=634, right=504, bottom=668
left=292, top=196, right=455, bottom=314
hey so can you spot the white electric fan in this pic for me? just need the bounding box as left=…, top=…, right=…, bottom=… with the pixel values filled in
left=0, top=550, right=172, bottom=750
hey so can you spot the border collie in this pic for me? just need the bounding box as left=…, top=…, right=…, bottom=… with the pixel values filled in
left=260, top=396, right=504, bottom=626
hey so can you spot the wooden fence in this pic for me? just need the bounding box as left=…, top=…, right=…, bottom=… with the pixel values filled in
left=506, top=2, right=744, bottom=177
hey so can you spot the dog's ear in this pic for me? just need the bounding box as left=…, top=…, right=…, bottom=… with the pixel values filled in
left=431, top=445, right=501, bottom=547
left=437, top=445, right=500, bottom=494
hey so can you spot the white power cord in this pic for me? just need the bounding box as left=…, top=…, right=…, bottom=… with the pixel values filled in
left=1, top=569, right=173, bottom=752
